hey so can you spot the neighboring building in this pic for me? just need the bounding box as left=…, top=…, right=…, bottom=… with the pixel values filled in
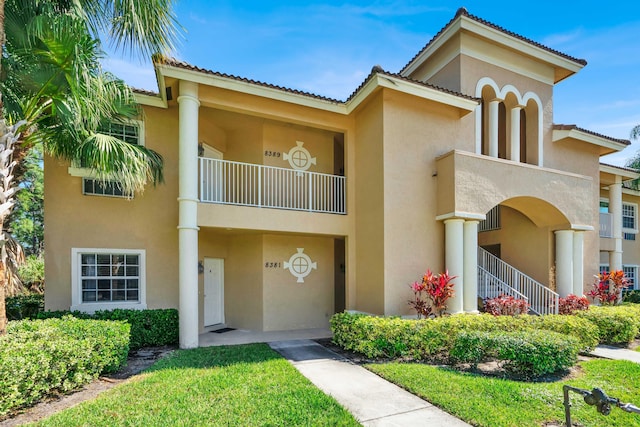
left=44, top=8, right=637, bottom=348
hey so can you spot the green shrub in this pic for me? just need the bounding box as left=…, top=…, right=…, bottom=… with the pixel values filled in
left=331, top=312, right=598, bottom=362
left=0, top=316, right=129, bottom=416
left=36, top=308, right=179, bottom=350
left=623, top=290, right=640, bottom=304
left=17, top=254, right=45, bottom=293
left=451, top=330, right=580, bottom=379
left=576, top=306, right=639, bottom=344
left=526, top=315, right=599, bottom=351
left=5, top=294, right=44, bottom=320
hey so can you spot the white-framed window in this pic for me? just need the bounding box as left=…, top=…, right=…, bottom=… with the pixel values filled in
left=623, top=202, right=638, bottom=240
left=82, top=178, right=131, bottom=198
left=624, top=265, right=638, bottom=290
left=71, top=248, right=146, bottom=312
left=68, top=120, right=144, bottom=198
left=598, top=264, right=637, bottom=290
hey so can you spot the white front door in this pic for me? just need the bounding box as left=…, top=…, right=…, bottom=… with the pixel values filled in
left=204, top=258, right=224, bottom=326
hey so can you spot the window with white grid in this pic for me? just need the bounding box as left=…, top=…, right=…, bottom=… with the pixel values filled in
left=599, top=264, right=636, bottom=290
left=622, top=202, right=637, bottom=234
left=71, top=248, right=146, bottom=312
left=80, top=120, right=143, bottom=198
left=623, top=266, right=637, bottom=290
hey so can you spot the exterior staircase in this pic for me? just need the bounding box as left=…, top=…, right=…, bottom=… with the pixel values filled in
left=478, top=247, right=559, bottom=315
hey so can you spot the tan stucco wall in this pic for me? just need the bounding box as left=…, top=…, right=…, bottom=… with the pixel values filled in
left=262, top=234, right=334, bottom=331
left=436, top=150, right=594, bottom=228
left=44, top=106, right=180, bottom=311
left=381, top=89, right=471, bottom=315
left=224, top=234, right=264, bottom=330
left=353, top=92, right=385, bottom=313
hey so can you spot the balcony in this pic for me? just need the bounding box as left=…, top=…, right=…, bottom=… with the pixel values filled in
left=199, top=158, right=346, bottom=215
left=600, top=212, right=613, bottom=238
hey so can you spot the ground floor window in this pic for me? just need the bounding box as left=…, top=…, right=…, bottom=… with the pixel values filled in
left=599, top=264, right=637, bottom=290
left=71, top=248, right=146, bottom=312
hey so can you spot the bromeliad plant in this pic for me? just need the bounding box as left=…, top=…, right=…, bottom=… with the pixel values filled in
left=558, top=294, right=590, bottom=314
left=483, top=294, right=529, bottom=316
left=408, top=269, right=456, bottom=318
left=588, top=270, right=629, bottom=305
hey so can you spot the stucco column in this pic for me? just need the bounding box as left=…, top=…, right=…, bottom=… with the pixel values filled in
left=445, top=219, right=464, bottom=314
left=555, top=230, right=574, bottom=297
left=177, top=81, right=200, bottom=349
left=609, top=177, right=623, bottom=271
left=488, top=99, right=500, bottom=158
left=463, top=220, right=479, bottom=313
left=572, top=231, right=584, bottom=296
left=509, top=106, right=522, bottom=162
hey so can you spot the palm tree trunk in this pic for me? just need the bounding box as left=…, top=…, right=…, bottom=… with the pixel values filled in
left=0, top=0, right=7, bottom=335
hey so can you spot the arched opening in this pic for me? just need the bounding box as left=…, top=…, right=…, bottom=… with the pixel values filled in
left=520, top=109, right=527, bottom=163
left=523, top=96, right=541, bottom=166
left=498, top=102, right=507, bottom=159
left=479, top=197, right=570, bottom=287
left=480, top=85, right=499, bottom=156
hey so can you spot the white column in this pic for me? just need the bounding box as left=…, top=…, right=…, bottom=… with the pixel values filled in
left=488, top=99, right=500, bottom=158
left=572, top=231, right=584, bottom=296
left=463, top=220, right=479, bottom=313
left=445, top=219, right=464, bottom=314
left=177, top=81, right=200, bottom=349
left=555, top=230, right=574, bottom=297
left=609, top=177, right=623, bottom=271
left=509, top=106, right=522, bottom=162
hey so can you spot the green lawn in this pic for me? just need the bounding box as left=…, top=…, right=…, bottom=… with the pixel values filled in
left=31, top=344, right=359, bottom=427
left=367, top=359, right=640, bottom=427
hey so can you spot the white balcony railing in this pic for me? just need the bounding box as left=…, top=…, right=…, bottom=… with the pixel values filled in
left=199, top=158, right=346, bottom=214
left=600, top=212, right=613, bottom=238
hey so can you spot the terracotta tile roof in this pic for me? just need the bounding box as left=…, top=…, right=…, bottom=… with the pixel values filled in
left=601, top=162, right=639, bottom=174
left=345, top=65, right=479, bottom=102
left=132, top=87, right=160, bottom=97
left=400, top=7, right=587, bottom=75
left=554, top=124, right=630, bottom=145
left=155, top=57, right=344, bottom=104
left=155, top=57, right=477, bottom=106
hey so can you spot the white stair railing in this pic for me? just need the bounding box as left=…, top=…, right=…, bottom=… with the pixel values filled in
left=478, top=267, right=529, bottom=302
left=199, top=157, right=346, bottom=214
left=478, top=247, right=558, bottom=315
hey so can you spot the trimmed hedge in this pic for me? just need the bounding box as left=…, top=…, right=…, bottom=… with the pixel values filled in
left=331, top=312, right=598, bottom=362
left=5, top=294, right=44, bottom=320
left=0, top=316, right=130, bottom=417
left=36, top=309, right=179, bottom=350
left=576, top=306, right=639, bottom=344
left=450, top=330, right=580, bottom=379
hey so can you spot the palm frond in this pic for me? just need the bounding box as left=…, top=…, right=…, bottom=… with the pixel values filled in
left=631, top=125, right=640, bottom=141
left=76, top=132, right=164, bottom=193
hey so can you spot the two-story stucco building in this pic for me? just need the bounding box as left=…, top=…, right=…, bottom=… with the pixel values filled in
left=45, top=8, right=637, bottom=348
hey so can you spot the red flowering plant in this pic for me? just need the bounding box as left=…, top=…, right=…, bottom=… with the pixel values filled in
left=408, top=269, right=456, bottom=318
left=484, top=294, right=529, bottom=316
left=558, top=294, right=590, bottom=314
left=588, top=270, right=629, bottom=305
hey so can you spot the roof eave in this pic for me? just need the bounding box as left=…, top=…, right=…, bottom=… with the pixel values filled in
left=600, top=163, right=640, bottom=180
left=402, top=14, right=585, bottom=83
left=553, top=128, right=629, bottom=156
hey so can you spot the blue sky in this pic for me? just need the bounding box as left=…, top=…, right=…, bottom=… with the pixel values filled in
left=103, top=1, right=640, bottom=166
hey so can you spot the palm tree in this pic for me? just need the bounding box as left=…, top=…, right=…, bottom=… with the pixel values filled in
left=0, top=0, right=180, bottom=334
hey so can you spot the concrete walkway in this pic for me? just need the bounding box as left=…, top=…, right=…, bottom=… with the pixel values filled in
left=270, top=340, right=471, bottom=427
left=591, top=345, right=640, bottom=363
